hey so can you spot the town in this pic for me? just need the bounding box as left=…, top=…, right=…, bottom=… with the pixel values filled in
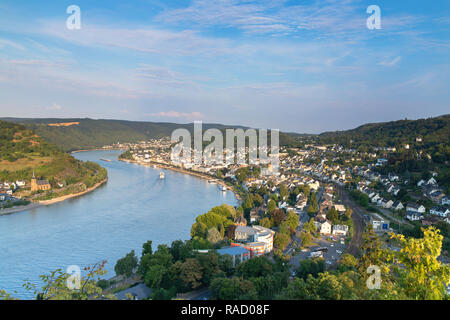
left=110, top=133, right=450, bottom=284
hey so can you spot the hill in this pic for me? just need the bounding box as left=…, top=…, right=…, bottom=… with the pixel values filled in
left=0, top=118, right=306, bottom=151
left=318, top=115, right=449, bottom=150
left=0, top=120, right=107, bottom=202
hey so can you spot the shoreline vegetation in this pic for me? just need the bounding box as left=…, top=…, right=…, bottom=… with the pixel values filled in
left=118, top=158, right=242, bottom=202
left=0, top=178, right=108, bottom=217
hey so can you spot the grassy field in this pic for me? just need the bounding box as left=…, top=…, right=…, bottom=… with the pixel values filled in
left=0, top=155, right=52, bottom=171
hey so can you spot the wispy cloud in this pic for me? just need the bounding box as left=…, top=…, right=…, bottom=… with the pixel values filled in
left=379, top=56, right=402, bottom=67
left=46, top=103, right=62, bottom=111
left=147, top=110, right=204, bottom=120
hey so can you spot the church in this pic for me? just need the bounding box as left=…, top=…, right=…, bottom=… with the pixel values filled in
left=31, top=171, right=51, bottom=192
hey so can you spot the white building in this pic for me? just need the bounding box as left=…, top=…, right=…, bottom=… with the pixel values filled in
left=332, top=225, right=349, bottom=237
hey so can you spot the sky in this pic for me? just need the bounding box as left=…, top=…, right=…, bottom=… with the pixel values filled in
left=0, top=0, right=449, bottom=133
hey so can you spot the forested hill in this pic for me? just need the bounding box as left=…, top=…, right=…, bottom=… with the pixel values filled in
left=0, top=120, right=106, bottom=198
left=318, top=115, right=449, bottom=150
left=0, top=118, right=306, bottom=151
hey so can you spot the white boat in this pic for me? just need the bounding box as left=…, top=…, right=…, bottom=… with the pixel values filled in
left=221, top=186, right=227, bottom=192
left=160, top=172, right=165, bottom=179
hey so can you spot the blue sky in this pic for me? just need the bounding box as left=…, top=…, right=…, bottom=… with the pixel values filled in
left=0, top=0, right=449, bottom=133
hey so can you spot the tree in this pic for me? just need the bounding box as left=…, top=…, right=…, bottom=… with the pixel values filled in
left=20, top=261, right=115, bottom=300
left=279, top=184, right=289, bottom=200
left=326, top=208, right=339, bottom=224
left=196, top=252, right=220, bottom=285
left=338, top=254, right=358, bottom=272
left=299, top=231, right=313, bottom=248
left=271, top=209, right=285, bottom=227
left=236, top=256, right=274, bottom=279
left=274, top=231, right=290, bottom=250
left=207, top=227, right=223, bottom=244
left=285, top=210, right=299, bottom=231
left=296, top=258, right=325, bottom=280
left=218, top=254, right=234, bottom=276
left=177, top=258, right=203, bottom=290
left=358, top=225, right=387, bottom=279
left=253, top=194, right=263, bottom=207
left=210, top=277, right=258, bottom=300
left=304, top=218, right=317, bottom=235
left=345, top=207, right=353, bottom=220
left=142, top=240, right=153, bottom=256
left=169, top=240, right=192, bottom=262
left=260, top=217, right=272, bottom=228
left=267, top=200, right=276, bottom=214
left=114, top=250, right=138, bottom=278
left=389, top=227, right=450, bottom=300
left=226, top=224, right=237, bottom=240
left=144, top=264, right=168, bottom=289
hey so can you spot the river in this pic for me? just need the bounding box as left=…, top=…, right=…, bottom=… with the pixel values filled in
left=0, top=150, right=238, bottom=299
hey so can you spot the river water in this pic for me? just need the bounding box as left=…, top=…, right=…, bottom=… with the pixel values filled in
left=0, top=150, right=237, bottom=299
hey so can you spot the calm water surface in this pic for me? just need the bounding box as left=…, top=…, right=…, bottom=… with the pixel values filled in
left=0, top=150, right=237, bottom=299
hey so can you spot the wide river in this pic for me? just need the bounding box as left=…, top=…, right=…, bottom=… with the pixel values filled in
left=0, top=150, right=238, bottom=299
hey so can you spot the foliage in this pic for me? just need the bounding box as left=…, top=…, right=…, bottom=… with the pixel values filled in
left=114, top=250, right=138, bottom=277
left=2, top=261, right=116, bottom=300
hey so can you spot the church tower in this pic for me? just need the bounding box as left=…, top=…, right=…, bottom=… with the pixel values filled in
left=31, top=170, right=38, bottom=192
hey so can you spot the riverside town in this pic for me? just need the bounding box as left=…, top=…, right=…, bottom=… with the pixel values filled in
left=0, top=0, right=449, bottom=316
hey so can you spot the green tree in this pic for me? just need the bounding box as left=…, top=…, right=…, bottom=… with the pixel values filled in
left=296, top=258, right=325, bottom=280
left=285, top=210, right=299, bottom=231
left=267, top=200, right=276, bottom=214
left=114, top=250, right=138, bottom=278
left=389, top=227, right=450, bottom=300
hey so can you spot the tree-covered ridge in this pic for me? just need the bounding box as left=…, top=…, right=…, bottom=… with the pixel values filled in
left=0, top=120, right=107, bottom=200
left=1, top=118, right=306, bottom=152
left=318, top=114, right=450, bottom=150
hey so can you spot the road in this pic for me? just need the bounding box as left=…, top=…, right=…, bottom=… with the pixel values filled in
left=337, top=187, right=365, bottom=257
left=378, top=207, right=413, bottom=228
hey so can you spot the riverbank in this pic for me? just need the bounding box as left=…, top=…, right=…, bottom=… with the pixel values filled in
left=0, top=202, right=43, bottom=216
left=0, top=178, right=108, bottom=217
left=119, top=159, right=242, bottom=202
left=71, top=148, right=127, bottom=154
left=39, top=178, right=108, bottom=205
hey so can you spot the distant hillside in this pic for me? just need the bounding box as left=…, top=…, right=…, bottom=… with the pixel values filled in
left=318, top=115, right=449, bottom=149
left=1, top=118, right=305, bottom=151
left=0, top=120, right=107, bottom=200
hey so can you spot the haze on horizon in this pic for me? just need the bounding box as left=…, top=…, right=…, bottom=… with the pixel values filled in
left=0, top=0, right=449, bottom=133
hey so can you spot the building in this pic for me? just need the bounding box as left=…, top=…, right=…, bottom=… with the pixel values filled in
left=332, top=224, right=349, bottom=237
left=370, top=213, right=390, bottom=233
left=406, top=203, right=426, bottom=213
left=234, top=225, right=275, bottom=255
left=235, top=226, right=257, bottom=241
left=314, top=217, right=332, bottom=235
left=406, top=211, right=423, bottom=221
left=430, top=206, right=450, bottom=218
left=333, top=204, right=346, bottom=213
left=430, top=191, right=445, bottom=204
left=217, top=246, right=251, bottom=267
left=442, top=196, right=450, bottom=206
left=115, top=283, right=152, bottom=300
left=392, top=201, right=404, bottom=211
left=234, top=214, right=247, bottom=226
left=30, top=171, right=51, bottom=192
